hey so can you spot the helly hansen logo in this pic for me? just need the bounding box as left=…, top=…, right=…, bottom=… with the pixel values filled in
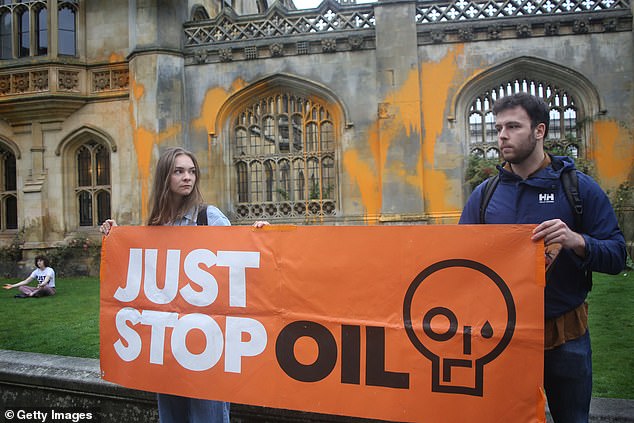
left=539, top=193, right=555, bottom=204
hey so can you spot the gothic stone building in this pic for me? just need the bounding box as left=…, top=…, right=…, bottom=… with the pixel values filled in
left=0, top=0, right=632, bottom=260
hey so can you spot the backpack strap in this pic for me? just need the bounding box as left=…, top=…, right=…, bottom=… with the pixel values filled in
left=561, top=170, right=583, bottom=231
left=196, top=205, right=208, bottom=226
left=550, top=155, right=583, bottom=231
left=479, top=174, right=500, bottom=224
left=549, top=156, right=590, bottom=289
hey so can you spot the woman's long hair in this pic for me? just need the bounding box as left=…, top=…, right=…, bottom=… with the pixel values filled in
left=147, top=147, right=204, bottom=226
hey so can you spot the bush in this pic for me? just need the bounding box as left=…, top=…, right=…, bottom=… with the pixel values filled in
left=465, top=155, right=499, bottom=190
left=47, top=235, right=101, bottom=277
left=606, top=181, right=634, bottom=263
left=465, top=143, right=594, bottom=192
left=0, top=232, right=23, bottom=277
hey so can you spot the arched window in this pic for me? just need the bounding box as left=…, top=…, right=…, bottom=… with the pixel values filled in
left=0, top=2, right=51, bottom=59
left=0, top=11, right=11, bottom=59
left=58, top=2, right=76, bottom=56
left=17, top=7, right=29, bottom=57
left=231, top=92, right=338, bottom=221
left=0, top=145, right=17, bottom=231
left=467, top=79, right=582, bottom=158
left=75, top=141, right=110, bottom=226
left=36, top=6, right=47, bottom=55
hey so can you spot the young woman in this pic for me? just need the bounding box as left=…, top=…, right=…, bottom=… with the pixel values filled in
left=101, top=147, right=267, bottom=423
left=3, top=255, right=56, bottom=298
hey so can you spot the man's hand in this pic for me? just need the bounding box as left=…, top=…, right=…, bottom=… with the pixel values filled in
left=532, top=219, right=586, bottom=258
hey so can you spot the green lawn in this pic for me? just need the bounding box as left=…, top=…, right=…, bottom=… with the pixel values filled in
left=588, top=270, right=634, bottom=398
left=0, top=271, right=632, bottom=398
left=0, top=277, right=100, bottom=359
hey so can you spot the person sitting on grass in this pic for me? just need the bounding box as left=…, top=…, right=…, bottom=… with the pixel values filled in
left=3, top=255, right=56, bottom=298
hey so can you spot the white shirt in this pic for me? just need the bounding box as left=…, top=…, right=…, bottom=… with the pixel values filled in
left=30, top=267, right=55, bottom=288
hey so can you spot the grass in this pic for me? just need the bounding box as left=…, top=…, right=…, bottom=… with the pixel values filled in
left=0, top=271, right=632, bottom=398
left=0, top=277, right=100, bottom=359
left=588, top=270, right=634, bottom=398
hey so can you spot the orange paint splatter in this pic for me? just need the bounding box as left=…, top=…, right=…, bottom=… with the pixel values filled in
left=420, top=45, right=464, bottom=215
left=109, top=53, right=125, bottom=63
left=128, top=77, right=151, bottom=222
left=193, top=87, right=232, bottom=135
left=128, top=76, right=182, bottom=222
left=343, top=150, right=381, bottom=223
left=193, top=78, right=248, bottom=135
left=592, top=120, right=634, bottom=188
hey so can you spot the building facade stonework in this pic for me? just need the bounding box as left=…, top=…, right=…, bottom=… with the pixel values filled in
left=0, top=0, right=632, bottom=257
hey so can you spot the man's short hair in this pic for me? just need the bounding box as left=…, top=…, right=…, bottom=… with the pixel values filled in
left=34, top=255, right=49, bottom=267
left=492, top=92, right=550, bottom=138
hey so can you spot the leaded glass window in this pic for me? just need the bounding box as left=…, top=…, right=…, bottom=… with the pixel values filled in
left=0, top=11, right=10, bottom=59
left=17, top=7, right=29, bottom=57
left=58, top=2, right=76, bottom=56
left=75, top=142, right=110, bottom=227
left=0, top=1, right=50, bottom=59
left=36, top=6, right=47, bottom=55
left=0, top=146, right=17, bottom=231
left=232, top=92, right=337, bottom=221
left=468, top=79, right=582, bottom=159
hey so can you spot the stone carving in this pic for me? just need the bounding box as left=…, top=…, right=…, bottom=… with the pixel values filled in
left=93, top=71, right=111, bottom=91
left=348, top=35, right=364, bottom=50
left=185, top=5, right=376, bottom=46
left=516, top=23, right=532, bottom=37
left=112, top=69, right=129, bottom=90
left=219, top=48, right=233, bottom=62
left=31, top=71, right=49, bottom=91
left=573, top=18, right=590, bottom=34
left=321, top=38, right=337, bottom=53
left=270, top=43, right=284, bottom=57
left=194, top=48, right=208, bottom=64
left=296, top=41, right=309, bottom=55
left=430, top=30, right=446, bottom=43
left=12, top=73, right=29, bottom=93
left=245, top=46, right=258, bottom=60
left=544, top=22, right=560, bottom=36
left=0, top=75, right=10, bottom=95
left=416, top=0, right=628, bottom=24
left=59, top=70, right=79, bottom=91
left=487, top=24, right=502, bottom=40
left=602, top=18, right=617, bottom=32
left=458, top=27, right=475, bottom=41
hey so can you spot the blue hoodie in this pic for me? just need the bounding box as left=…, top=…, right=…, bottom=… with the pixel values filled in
left=459, top=156, right=626, bottom=319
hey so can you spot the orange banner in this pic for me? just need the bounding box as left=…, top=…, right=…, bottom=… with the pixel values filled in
left=100, top=225, right=545, bottom=423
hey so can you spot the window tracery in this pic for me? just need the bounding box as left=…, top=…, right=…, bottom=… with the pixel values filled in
left=75, top=141, right=110, bottom=227
left=0, top=145, right=17, bottom=231
left=0, top=0, right=77, bottom=60
left=58, top=1, right=77, bottom=56
left=231, top=92, right=337, bottom=221
left=468, top=79, right=582, bottom=159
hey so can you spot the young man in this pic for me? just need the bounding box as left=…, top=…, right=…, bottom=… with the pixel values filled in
left=459, top=92, right=626, bottom=423
left=3, top=255, right=56, bottom=297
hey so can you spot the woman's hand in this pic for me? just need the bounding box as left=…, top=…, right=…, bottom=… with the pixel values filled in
left=252, top=221, right=270, bottom=228
left=100, top=219, right=118, bottom=236
left=3, top=283, right=14, bottom=290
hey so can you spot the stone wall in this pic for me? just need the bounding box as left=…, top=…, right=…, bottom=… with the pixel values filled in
left=0, top=350, right=389, bottom=423
left=2, top=350, right=633, bottom=422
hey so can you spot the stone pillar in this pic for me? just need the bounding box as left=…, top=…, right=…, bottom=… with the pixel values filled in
left=373, top=0, right=425, bottom=220
left=49, top=0, right=59, bottom=59
left=16, top=122, right=48, bottom=248
left=128, top=0, right=187, bottom=221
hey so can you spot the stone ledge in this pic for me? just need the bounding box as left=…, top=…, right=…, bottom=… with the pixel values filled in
left=0, top=350, right=387, bottom=423
left=2, top=349, right=633, bottom=422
